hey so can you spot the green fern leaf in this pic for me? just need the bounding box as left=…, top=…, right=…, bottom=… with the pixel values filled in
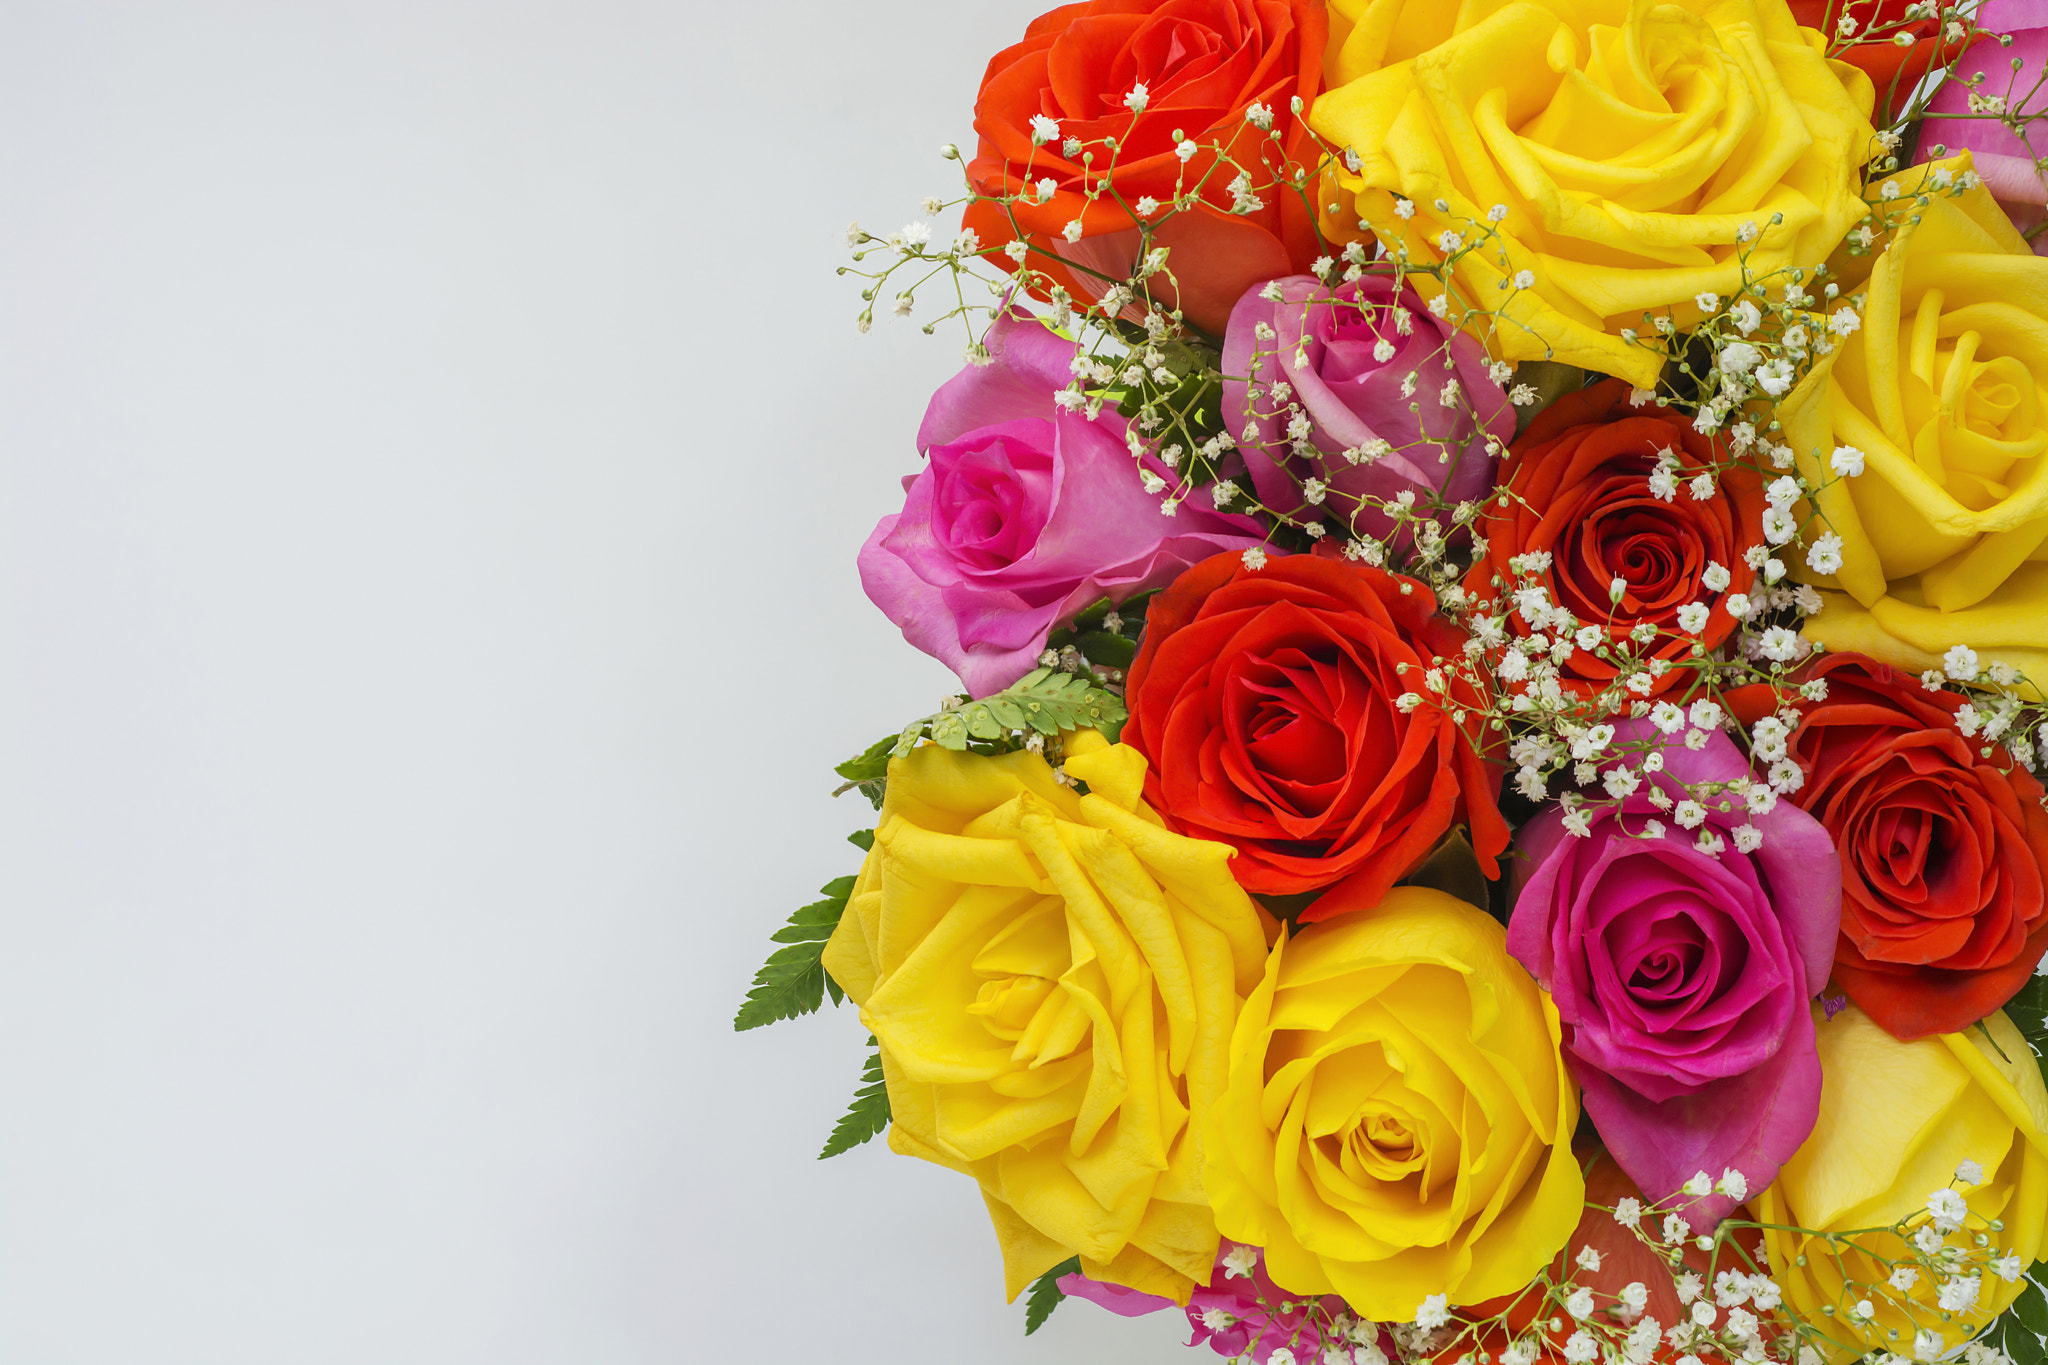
left=819, top=1039, right=891, bottom=1159
left=735, top=873, right=858, bottom=1032
left=1023, top=1256, right=1080, bottom=1335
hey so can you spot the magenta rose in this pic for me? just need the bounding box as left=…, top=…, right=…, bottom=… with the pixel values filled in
left=858, top=312, right=1264, bottom=697
left=1921, top=0, right=2048, bottom=253
left=1221, top=273, right=1512, bottom=542
left=1058, top=1240, right=1358, bottom=1364
left=1508, top=719, right=1842, bottom=1228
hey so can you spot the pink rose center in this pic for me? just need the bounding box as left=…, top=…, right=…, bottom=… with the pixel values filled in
left=928, top=425, right=1056, bottom=573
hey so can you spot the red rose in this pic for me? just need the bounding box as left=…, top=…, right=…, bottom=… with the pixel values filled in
left=1782, top=653, right=2048, bottom=1040
left=1121, top=548, right=1507, bottom=919
left=1788, top=1, right=1986, bottom=122
left=1465, top=379, right=1765, bottom=701
left=960, top=0, right=1327, bottom=338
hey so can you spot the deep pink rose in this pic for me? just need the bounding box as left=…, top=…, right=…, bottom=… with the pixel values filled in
left=1058, top=1240, right=1365, bottom=1364
left=1221, top=273, right=1512, bottom=544
left=858, top=312, right=1264, bottom=696
left=1921, top=0, right=2048, bottom=253
left=1508, top=719, right=1843, bottom=1228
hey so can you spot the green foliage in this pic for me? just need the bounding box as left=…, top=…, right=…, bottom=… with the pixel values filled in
left=1046, top=593, right=1151, bottom=675
left=819, top=1037, right=890, bottom=1159
left=2006, top=976, right=2048, bottom=1055
left=831, top=668, right=1131, bottom=813
left=834, top=737, right=894, bottom=810
left=1068, top=630, right=1136, bottom=670
left=908, top=667, right=1128, bottom=754
left=1023, top=1257, right=1081, bottom=1336
left=732, top=830, right=872, bottom=1032
left=1983, top=1270, right=2048, bottom=1365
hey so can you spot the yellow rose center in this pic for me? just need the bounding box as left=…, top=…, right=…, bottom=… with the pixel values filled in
left=1899, top=288, right=2048, bottom=510
left=1515, top=5, right=1751, bottom=223
left=1345, top=1101, right=1431, bottom=1182
left=966, top=973, right=1093, bottom=1069
left=962, top=894, right=1095, bottom=1070
left=969, top=974, right=1055, bottom=1038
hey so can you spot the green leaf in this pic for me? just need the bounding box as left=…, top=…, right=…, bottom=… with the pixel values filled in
left=930, top=711, right=970, bottom=749
left=832, top=736, right=895, bottom=810
left=2007, top=1318, right=2047, bottom=1365
left=819, top=1038, right=891, bottom=1159
left=2016, top=1278, right=2048, bottom=1338
left=768, top=879, right=856, bottom=944
left=833, top=735, right=896, bottom=785
left=848, top=829, right=875, bottom=852
left=872, top=668, right=1130, bottom=765
left=1061, top=597, right=1118, bottom=634
left=1071, top=630, right=1136, bottom=669
left=2006, top=976, right=2048, bottom=1054
left=735, top=868, right=860, bottom=1032
left=1023, top=1257, right=1081, bottom=1335
left=732, top=941, right=833, bottom=1032
left=983, top=697, right=1026, bottom=729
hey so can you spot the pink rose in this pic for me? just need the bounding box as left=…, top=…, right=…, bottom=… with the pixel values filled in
left=1058, top=1240, right=1363, bottom=1364
left=1921, top=0, right=2048, bottom=253
left=858, top=312, right=1264, bottom=696
left=1508, top=720, right=1842, bottom=1228
left=1221, top=273, right=1513, bottom=544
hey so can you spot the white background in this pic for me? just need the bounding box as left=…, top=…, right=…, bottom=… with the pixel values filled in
left=0, top=3, right=1197, bottom=1362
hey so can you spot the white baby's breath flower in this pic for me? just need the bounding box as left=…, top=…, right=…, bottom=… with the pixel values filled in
left=1927, top=1187, right=1969, bottom=1233
left=1759, top=627, right=1801, bottom=663
left=1807, top=534, right=1844, bottom=575
left=1756, top=358, right=1796, bottom=396
left=1938, top=1274, right=1982, bottom=1315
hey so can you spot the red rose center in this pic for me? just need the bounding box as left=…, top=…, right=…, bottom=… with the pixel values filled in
left=1562, top=484, right=1706, bottom=619
left=1225, top=644, right=1378, bottom=817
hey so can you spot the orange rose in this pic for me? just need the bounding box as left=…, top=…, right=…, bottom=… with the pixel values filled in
left=960, top=0, right=1327, bottom=338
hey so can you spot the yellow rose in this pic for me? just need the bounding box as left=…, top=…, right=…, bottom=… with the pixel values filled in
left=1782, top=159, right=2048, bottom=694
left=820, top=731, right=1272, bottom=1303
left=1198, top=887, right=1583, bottom=1321
left=1309, top=0, right=1875, bottom=387
left=1754, top=1004, right=2048, bottom=1362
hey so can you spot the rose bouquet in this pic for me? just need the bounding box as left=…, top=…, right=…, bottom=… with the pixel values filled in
left=741, top=3, right=2048, bottom=1363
